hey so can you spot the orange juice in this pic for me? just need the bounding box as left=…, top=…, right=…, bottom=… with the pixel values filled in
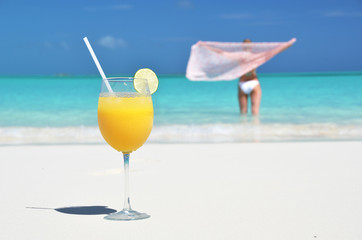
left=98, top=93, right=153, bottom=153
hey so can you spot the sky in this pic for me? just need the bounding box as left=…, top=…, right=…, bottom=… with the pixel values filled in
left=0, top=0, right=361, bottom=75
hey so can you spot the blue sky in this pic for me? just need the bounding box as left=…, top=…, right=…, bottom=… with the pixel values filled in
left=0, top=0, right=361, bottom=75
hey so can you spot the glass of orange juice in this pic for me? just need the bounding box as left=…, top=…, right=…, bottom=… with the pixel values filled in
left=98, top=77, right=153, bottom=220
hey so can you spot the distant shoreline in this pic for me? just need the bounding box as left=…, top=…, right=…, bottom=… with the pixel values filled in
left=0, top=71, right=361, bottom=78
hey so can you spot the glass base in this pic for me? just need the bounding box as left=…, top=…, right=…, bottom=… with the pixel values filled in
left=104, top=209, right=150, bottom=221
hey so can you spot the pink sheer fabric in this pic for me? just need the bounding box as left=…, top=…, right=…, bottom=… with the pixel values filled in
left=186, top=38, right=296, bottom=81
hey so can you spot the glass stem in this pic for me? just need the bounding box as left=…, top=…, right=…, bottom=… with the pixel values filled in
left=123, top=153, right=131, bottom=211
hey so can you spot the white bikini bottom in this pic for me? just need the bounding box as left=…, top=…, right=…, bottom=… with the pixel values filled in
left=239, top=79, right=259, bottom=95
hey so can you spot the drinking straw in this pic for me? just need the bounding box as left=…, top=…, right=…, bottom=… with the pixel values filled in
left=83, top=37, right=113, bottom=92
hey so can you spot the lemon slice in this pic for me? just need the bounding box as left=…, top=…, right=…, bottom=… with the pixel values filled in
left=134, top=68, right=158, bottom=94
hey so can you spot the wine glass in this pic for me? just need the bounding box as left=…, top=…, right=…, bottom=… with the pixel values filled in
left=98, top=77, right=153, bottom=220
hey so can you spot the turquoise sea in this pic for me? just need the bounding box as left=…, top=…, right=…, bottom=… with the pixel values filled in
left=0, top=72, right=361, bottom=144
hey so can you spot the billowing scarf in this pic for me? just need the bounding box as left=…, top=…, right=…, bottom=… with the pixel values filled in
left=186, top=38, right=296, bottom=81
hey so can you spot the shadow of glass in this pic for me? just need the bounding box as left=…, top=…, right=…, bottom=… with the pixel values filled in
left=55, top=206, right=117, bottom=215
left=27, top=206, right=117, bottom=215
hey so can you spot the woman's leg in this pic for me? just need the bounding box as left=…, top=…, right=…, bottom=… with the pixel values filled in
left=250, top=84, right=262, bottom=115
left=238, top=86, right=248, bottom=114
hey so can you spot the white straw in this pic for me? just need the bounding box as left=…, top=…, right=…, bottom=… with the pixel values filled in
left=83, top=37, right=113, bottom=92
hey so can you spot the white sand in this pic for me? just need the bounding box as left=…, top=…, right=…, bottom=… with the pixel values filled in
left=1, top=141, right=362, bottom=239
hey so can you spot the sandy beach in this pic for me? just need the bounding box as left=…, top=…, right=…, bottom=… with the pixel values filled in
left=1, top=141, right=361, bottom=239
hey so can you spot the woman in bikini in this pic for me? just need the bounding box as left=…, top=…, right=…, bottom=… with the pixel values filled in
left=238, top=39, right=262, bottom=115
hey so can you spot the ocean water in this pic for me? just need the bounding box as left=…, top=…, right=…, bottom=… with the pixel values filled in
left=0, top=72, right=361, bottom=144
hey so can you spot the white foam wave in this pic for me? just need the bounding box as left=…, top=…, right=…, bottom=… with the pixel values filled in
left=149, top=123, right=362, bottom=143
left=0, top=123, right=361, bottom=145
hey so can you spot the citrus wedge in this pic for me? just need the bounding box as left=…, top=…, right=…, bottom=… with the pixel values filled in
left=134, top=68, right=158, bottom=95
